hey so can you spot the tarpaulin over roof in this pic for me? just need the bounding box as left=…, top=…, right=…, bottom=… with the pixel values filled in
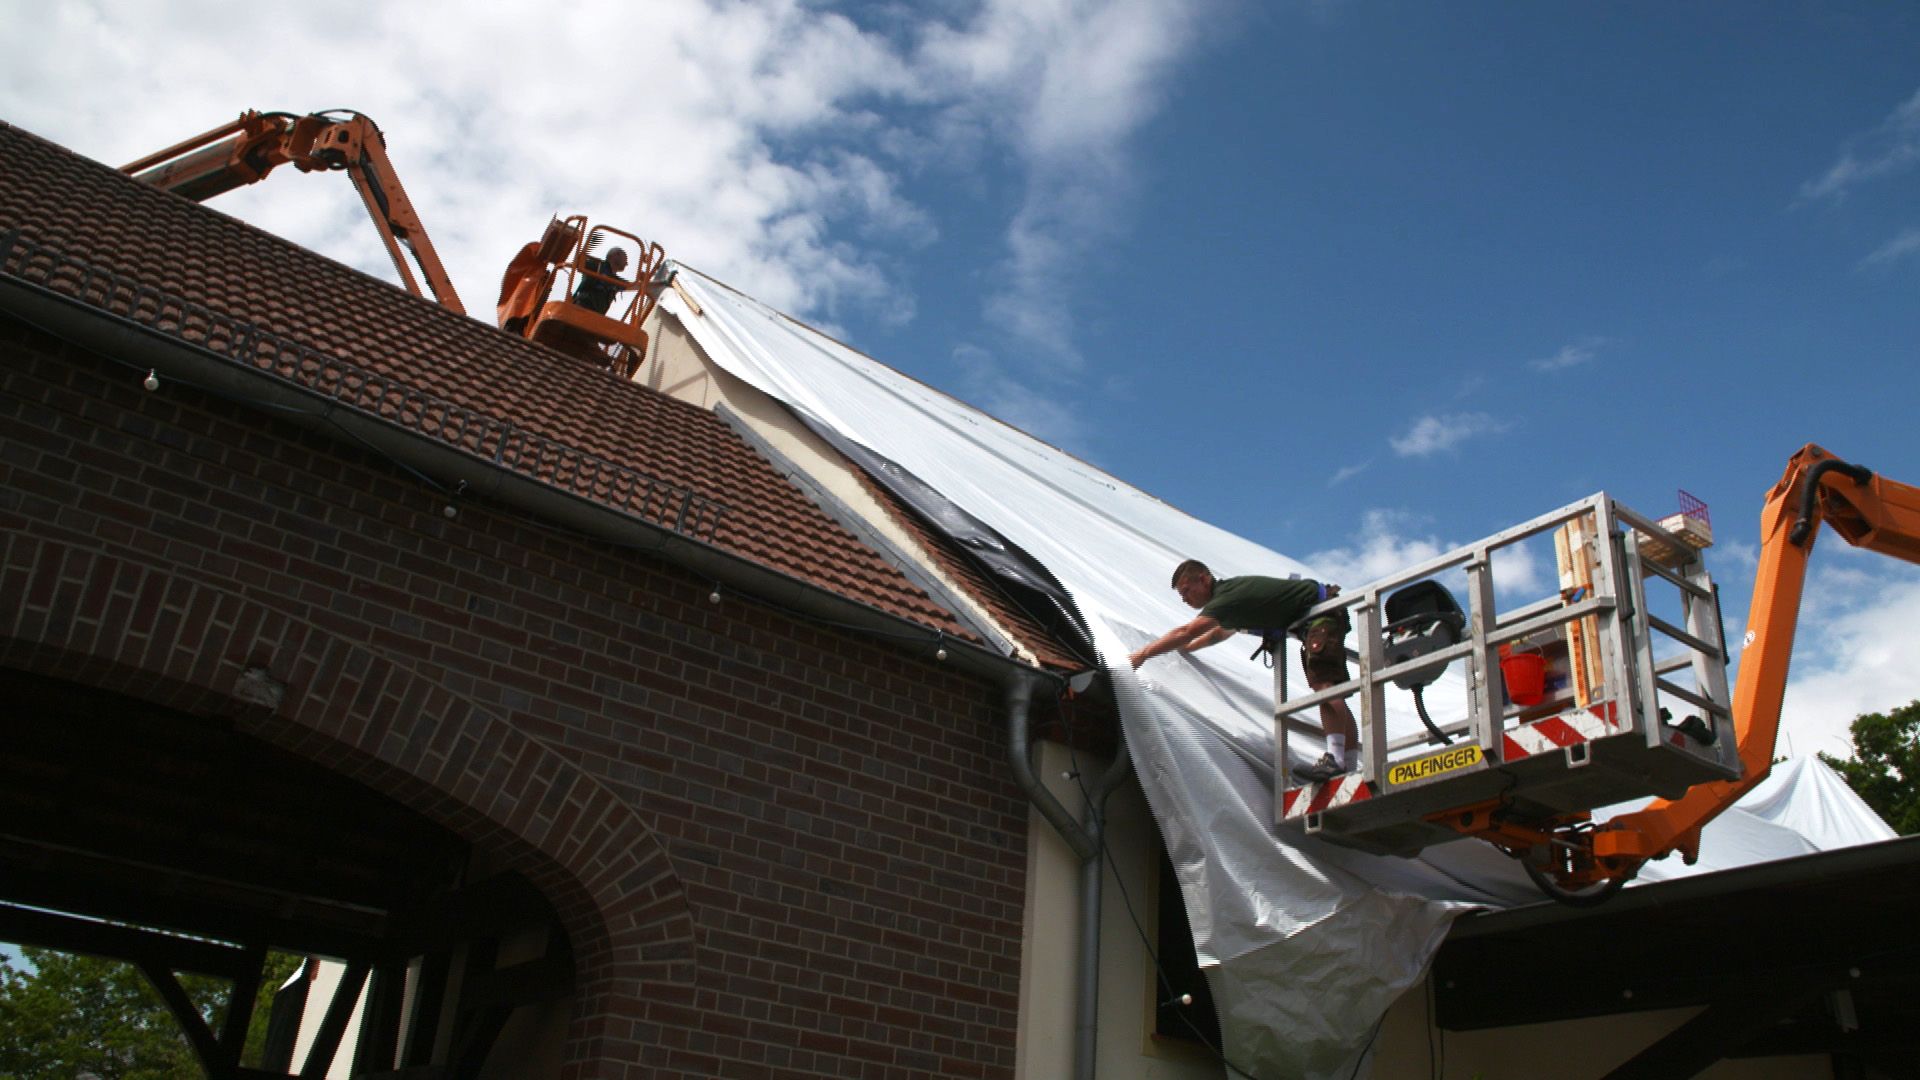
left=657, top=265, right=1895, bottom=1078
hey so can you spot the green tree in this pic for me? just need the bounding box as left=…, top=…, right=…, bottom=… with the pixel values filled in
left=239, top=953, right=305, bottom=1071
left=0, top=946, right=303, bottom=1079
left=1820, top=699, right=1920, bottom=835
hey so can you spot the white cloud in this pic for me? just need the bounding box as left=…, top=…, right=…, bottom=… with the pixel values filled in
left=1800, top=86, right=1920, bottom=202
left=1861, top=227, right=1920, bottom=269
left=1451, top=373, right=1488, bottom=400
left=1327, top=462, right=1370, bottom=487
left=1389, top=412, right=1508, bottom=457
left=922, top=0, right=1204, bottom=371
left=0, top=0, right=1205, bottom=374
left=1758, top=556, right=1920, bottom=762
left=920, top=0, right=1195, bottom=162
left=1529, top=336, right=1606, bottom=373
left=1305, top=509, right=1542, bottom=595
left=1306, top=510, right=1451, bottom=587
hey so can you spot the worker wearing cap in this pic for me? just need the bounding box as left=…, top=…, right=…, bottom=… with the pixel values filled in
left=1129, top=559, right=1359, bottom=784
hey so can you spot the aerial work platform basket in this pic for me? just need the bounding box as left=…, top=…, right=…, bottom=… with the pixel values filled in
left=1276, top=493, right=1737, bottom=860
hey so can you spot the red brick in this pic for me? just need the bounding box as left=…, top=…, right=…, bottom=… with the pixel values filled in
left=1, top=126, right=1037, bottom=1076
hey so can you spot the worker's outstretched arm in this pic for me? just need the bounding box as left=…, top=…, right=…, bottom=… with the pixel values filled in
left=1129, top=615, right=1222, bottom=669
left=1181, top=625, right=1237, bottom=652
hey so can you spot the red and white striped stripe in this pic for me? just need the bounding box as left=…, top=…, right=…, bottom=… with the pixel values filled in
left=1500, top=701, right=1621, bottom=761
left=1282, top=775, right=1373, bottom=819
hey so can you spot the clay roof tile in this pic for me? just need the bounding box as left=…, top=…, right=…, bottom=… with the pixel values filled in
left=0, top=120, right=981, bottom=648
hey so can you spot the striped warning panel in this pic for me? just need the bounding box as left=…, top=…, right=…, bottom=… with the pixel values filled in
left=1501, top=701, right=1621, bottom=761
left=1282, top=775, right=1374, bottom=820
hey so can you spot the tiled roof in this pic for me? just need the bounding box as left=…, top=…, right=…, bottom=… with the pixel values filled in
left=660, top=266, right=1095, bottom=675
left=0, top=120, right=979, bottom=644
left=846, top=464, right=1092, bottom=672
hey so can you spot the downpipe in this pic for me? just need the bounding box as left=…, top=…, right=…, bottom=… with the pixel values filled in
left=1005, top=674, right=1133, bottom=1080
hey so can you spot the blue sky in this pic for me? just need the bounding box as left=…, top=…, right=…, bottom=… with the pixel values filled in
left=4, top=0, right=1917, bottom=760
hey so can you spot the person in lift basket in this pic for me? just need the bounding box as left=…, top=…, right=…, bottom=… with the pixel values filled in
left=571, top=246, right=629, bottom=315
left=1129, top=560, right=1359, bottom=784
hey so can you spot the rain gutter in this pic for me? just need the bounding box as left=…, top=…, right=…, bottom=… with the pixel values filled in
left=0, top=273, right=1044, bottom=690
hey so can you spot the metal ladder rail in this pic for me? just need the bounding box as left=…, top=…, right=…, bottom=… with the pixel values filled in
left=1276, top=492, right=1734, bottom=786
left=1519, top=497, right=1731, bottom=763
left=1586, top=496, right=1639, bottom=735
left=1275, top=493, right=1740, bottom=859
left=1609, top=504, right=1737, bottom=773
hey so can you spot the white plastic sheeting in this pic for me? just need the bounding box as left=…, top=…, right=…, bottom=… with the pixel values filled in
left=657, top=266, right=1895, bottom=1078
left=1616, top=756, right=1894, bottom=884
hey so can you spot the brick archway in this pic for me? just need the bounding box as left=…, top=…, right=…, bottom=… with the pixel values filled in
left=0, top=536, right=696, bottom=1076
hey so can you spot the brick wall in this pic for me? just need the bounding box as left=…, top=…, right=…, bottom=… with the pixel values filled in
left=0, top=316, right=1029, bottom=1079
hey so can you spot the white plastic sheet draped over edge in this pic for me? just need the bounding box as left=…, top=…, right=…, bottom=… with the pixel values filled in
left=657, top=266, right=1895, bottom=1078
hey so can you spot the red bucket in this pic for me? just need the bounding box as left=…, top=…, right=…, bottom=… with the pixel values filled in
left=1500, top=652, right=1546, bottom=706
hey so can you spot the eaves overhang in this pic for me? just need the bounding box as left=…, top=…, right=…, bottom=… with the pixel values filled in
left=0, top=235, right=1054, bottom=691
left=1435, top=834, right=1920, bottom=1062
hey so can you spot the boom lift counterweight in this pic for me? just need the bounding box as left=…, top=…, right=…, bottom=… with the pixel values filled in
left=1278, top=445, right=1920, bottom=905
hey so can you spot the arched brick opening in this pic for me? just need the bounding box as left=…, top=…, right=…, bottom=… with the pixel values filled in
left=0, top=536, right=697, bottom=1076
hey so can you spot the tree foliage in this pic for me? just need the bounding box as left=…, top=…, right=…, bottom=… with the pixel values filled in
left=0, top=946, right=303, bottom=1079
left=1820, top=699, right=1920, bottom=836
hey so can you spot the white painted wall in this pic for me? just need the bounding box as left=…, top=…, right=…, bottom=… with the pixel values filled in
left=641, top=310, right=1039, bottom=666
left=292, top=959, right=365, bottom=1079
left=1016, top=740, right=1221, bottom=1080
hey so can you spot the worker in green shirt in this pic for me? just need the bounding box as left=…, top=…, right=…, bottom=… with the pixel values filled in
left=1129, top=559, right=1359, bottom=784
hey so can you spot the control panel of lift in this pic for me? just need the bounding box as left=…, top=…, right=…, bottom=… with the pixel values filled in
left=1275, top=492, right=1737, bottom=861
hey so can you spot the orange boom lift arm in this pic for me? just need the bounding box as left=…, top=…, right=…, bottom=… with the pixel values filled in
left=1580, top=445, right=1920, bottom=879
left=122, top=110, right=466, bottom=315
left=1274, top=438, right=1919, bottom=904
left=1410, top=445, right=1920, bottom=904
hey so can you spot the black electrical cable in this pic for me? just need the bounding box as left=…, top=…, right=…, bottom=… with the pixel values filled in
left=1059, top=705, right=1247, bottom=1067
left=1412, top=685, right=1453, bottom=745
left=1789, top=455, right=1874, bottom=547
left=1427, top=973, right=1443, bottom=1080
left=1348, top=1012, right=1386, bottom=1080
